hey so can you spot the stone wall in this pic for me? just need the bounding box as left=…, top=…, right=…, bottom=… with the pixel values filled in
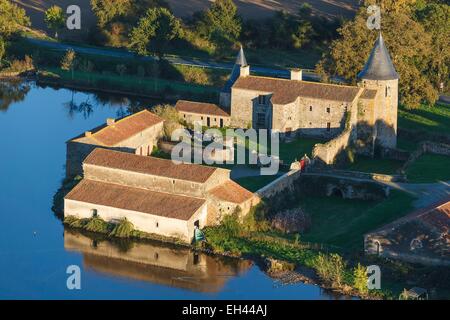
left=256, top=169, right=302, bottom=199
left=66, top=122, right=163, bottom=177
left=180, top=111, right=231, bottom=128
left=64, top=199, right=208, bottom=243
left=312, top=99, right=358, bottom=165
left=401, top=141, right=450, bottom=173
left=84, top=164, right=207, bottom=198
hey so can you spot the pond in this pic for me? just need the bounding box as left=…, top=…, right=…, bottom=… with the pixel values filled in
left=0, top=81, right=349, bottom=299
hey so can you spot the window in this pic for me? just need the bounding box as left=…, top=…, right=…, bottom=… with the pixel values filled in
left=91, top=209, right=98, bottom=218
left=183, top=114, right=186, bottom=118
left=258, top=95, right=267, bottom=105
left=386, top=86, right=391, bottom=97
left=257, top=113, right=265, bottom=127
left=327, top=122, right=331, bottom=132
left=326, top=107, right=330, bottom=113
left=156, top=222, right=159, bottom=228
left=309, top=106, right=313, bottom=111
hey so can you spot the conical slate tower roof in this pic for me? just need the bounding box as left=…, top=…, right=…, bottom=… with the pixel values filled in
left=358, top=33, right=399, bottom=81
left=223, top=46, right=248, bottom=92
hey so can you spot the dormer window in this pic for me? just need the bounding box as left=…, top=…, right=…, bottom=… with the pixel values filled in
left=258, top=95, right=267, bottom=105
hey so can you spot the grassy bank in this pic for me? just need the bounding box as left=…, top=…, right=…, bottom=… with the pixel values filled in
left=344, top=155, right=405, bottom=175
left=406, top=153, right=450, bottom=183
left=233, top=175, right=281, bottom=192
left=398, top=103, right=450, bottom=135
left=39, top=67, right=219, bottom=101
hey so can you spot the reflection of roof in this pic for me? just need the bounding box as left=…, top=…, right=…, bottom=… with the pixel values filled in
left=65, top=179, right=205, bottom=220
left=84, top=148, right=218, bottom=183
left=70, top=110, right=163, bottom=146
left=358, top=33, right=399, bottom=81
left=208, top=180, right=254, bottom=204
left=233, top=76, right=361, bottom=104
left=64, top=231, right=251, bottom=293
left=176, top=100, right=230, bottom=117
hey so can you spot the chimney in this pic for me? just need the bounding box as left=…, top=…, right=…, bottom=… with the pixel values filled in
left=85, top=131, right=92, bottom=137
left=240, top=65, right=250, bottom=78
left=107, top=118, right=115, bottom=126
left=290, top=69, right=303, bottom=81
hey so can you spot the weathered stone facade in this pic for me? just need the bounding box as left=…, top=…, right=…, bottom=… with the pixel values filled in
left=176, top=34, right=399, bottom=164
left=66, top=110, right=164, bottom=177
left=64, top=149, right=258, bottom=242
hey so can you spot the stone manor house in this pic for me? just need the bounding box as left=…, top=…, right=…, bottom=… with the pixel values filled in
left=64, top=33, right=399, bottom=242
left=179, top=33, right=399, bottom=157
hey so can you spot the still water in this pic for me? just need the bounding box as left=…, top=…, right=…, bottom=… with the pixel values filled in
left=0, top=81, right=346, bottom=299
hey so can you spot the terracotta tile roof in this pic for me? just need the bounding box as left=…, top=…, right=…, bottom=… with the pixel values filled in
left=176, top=100, right=230, bottom=117
left=84, top=148, right=218, bottom=183
left=208, top=180, right=254, bottom=204
left=65, top=179, right=205, bottom=220
left=360, top=89, right=378, bottom=100
left=71, top=110, right=163, bottom=146
left=233, top=76, right=361, bottom=104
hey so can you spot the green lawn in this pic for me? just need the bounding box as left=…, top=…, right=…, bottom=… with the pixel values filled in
left=345, top=155, right=405, bottom=175
left=299, top=190, right=416, bottom=249
left=278, top=137, right=324, bottom=165
left=398, top=103, right=450, bottom=135
left=233, top=175, right=280, bottom=192
left=406, top=153, right=450, bottom=183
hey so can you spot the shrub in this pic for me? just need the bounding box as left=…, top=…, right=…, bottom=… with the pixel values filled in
left=314, top=253, right=346, bottom=288
left=353, top=263, right=369, bottom=295
left=109, top=218, right=134, bottom=238
left=85, top=217, right=109, bottom=233
left=221, top=211, right=242, bottom=237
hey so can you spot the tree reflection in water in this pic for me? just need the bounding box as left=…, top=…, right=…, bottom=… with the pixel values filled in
left=0, top=80, right=31, bottom=112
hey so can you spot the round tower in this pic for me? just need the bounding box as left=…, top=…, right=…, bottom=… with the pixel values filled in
left=358, top=33, right=399, bottom=149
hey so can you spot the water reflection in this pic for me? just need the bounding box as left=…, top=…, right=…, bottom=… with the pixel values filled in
left=64, top=230, right=252, bottom=293
left=0, top=80, right=31, bottom=112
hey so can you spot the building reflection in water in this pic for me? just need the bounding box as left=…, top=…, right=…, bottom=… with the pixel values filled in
left=64, top=230, right=251, bottom=292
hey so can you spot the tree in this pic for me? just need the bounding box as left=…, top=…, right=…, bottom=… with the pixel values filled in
left=316, top=1, right=439, bottom=108
left=45, top=5, right=66, bottom=38
left=353, top=263, right=368, bottom=295
left=195, top=0, right=241, bottom=54
left=61, top=49, right=77, bottom=79
left=91, top=0, right=131, bottom=27
left=417, top=3, right=450, bottom=93
left=129, top=7, right=182, bottom=57
left=0, top=0, right=30, bottom=38
left=0, top=37, right=5, bottom=63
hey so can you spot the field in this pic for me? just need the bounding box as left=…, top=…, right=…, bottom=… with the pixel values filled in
left=345, top=155, right=405, bottom=175
left=398, top=103, right=450, bottom=135
left=406, top=153, right=450, bottom=183
left=299, top=190, right=416, bottom=249
left=13, top=0, right=358, bottom=35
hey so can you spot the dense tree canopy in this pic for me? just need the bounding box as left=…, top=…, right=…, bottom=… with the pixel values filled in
left=194, top=0, right=242, bottom=53
left=129, top=7, right=182, bottom=57
left=317, top=0, right=448, bottom=108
